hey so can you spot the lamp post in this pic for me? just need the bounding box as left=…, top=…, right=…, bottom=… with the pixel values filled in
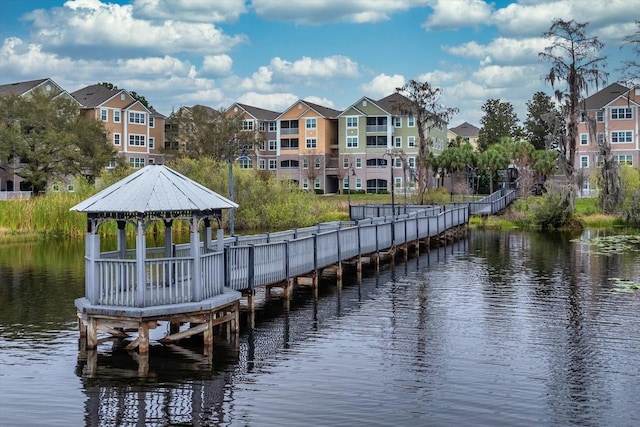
left=384, top=150, right=396, bottom=219
left=347, top=163, right=356, bottom=217
left=228, top=136, right=250, bottom=237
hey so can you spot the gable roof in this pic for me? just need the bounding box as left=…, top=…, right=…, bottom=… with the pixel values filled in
left=71, top=84, right=130, bottom=109
left=70, top=165, right=237, bottom=215
left=449, top=122, right=479, bottom=138
left=0, top=78, right=64, bottom=97
left=376, top=92, right=414, bottom=115
left=303, top=100, right=342, bottom=118
left=584, top=83, right=630, bottom=110
left=230, top=102, right=280, bottom=121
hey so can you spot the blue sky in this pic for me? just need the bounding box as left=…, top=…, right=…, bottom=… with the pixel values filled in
left=1, top=0, right=638, bottom=126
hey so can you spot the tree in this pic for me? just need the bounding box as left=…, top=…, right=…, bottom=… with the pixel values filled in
left=395, top=80, right=458, bottom=204
left=0, top=88, right=114, bottom=193
left=437, top=144, right=477, bottom=194
left=478, top=144, right=509, bottom=193
left=301, top=150, right=325, bottom=192
left=524, top=92, right=564, bottom=150
left=539, top=18, right=608, bottom=215
left=167, top=105, right=254, bottom=161
left=477, top=99, right=519, bottom=151
left=619, top=20, right=640, bottom=85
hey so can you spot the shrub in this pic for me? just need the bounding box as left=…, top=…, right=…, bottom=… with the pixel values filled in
left=530, top=189, right=574, bottom=230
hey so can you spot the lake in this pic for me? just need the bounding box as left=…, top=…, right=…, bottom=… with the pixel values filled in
left=1, top=229, right=639, bottom=426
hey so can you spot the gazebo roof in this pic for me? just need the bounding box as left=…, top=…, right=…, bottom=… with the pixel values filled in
left=71, top=165, right=238, bottom=216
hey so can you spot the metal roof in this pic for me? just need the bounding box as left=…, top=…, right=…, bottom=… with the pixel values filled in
left=71, top=165, right=238, bottom=215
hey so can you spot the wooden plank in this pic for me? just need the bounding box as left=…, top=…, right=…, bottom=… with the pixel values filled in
left=159, top=323, right=208, bottom=343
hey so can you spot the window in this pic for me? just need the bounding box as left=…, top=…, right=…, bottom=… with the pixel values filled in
left=615, top=155, right=633, bottom=165
left=303, top=158, right=309, bottom=169
left=366, top=135, right=387, bottom=147
left=148, top=158, right=155, bottom=165
left=394, top=157, right=402, bottom=168
left=343, top=177, right=349, bottom=189
left=238, top=158, right=253, bottom=169
left=52, top=183, right=60, bottom=192
left=611, top=108, right=632, bottom=120
left=580, top=156, right=589, bottom=168
left=408, top=157, right=416, bottom=168
left=302, top=179, right=309, bottom=190
left=67, top=183, right=75, bottom=192
left=611, top=131, right=633, bottom=143
left=129, top=134, right=146, bottom=146
left=346, top=117, right=358, bottom=128
left=258, top=159, right=266, bottom=170
left=257, top=140, right=266, bottom=151
left=269, top=122, right=277, bottom=132
left=129, top=112, right=145, bottom=124
left=394, top=136, right=402, bottom=148
left=280, top=120, right=299, bottom=134
left=343, top=157, right=350, bottom=168
left=113, top=110, right=120, bottom=123
left=306, top=118, right=317, bottom=129
left=346, top=136, right=358, bottom=148
left=129, top=157, right=145, bottom=168
left=395, top=177, right=403, bottom=188
left=100, top=108, right=108, bottom=122
left=580, top=134, right=589, bottom=145
left=242, top=120, right=254, bottom=131
left=113, top=133, right=121, bottom=146
left=281, top=160, right=299, bottom=169
left=149, top=137, right=155, bottom=149
left=355, top=178, right=362, bottom=189
left=314, top=178, right=321, bottom=189
left=268, top=140, right=277, bottom=151
left=106, top=160, right=117, bottom=169
left=407, top=136, right=416, bottom=148
left=259, top=122, right=266, bottom=132
left=355, top=158, right=362, bottom=168
left=306, top=138, right=317, bottom=149
left=580, top=111, right=588, bottom=122
left=596, top=110, right=604, bottom=122
left=367, top=158, right=386, bottom=168
left=393, top=117, right=401, bottom=127
left=269, top=159, right=277, bottom=169
left=149, top=117, right=155, bottom=128
left=407, top=116, right=415, bottom=127
left=281, top=138, right=299, bottom=149
left=597, top=133, right=605, bottom=144
left=314, top=158, right=321, bottom=169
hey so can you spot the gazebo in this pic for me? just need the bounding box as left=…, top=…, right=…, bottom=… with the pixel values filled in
left=72, top=164, right=241, bottom=354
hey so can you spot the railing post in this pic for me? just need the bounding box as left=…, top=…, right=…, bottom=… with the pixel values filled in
left=217, top=229, right=224, bottom=252
left=285, top=241, right=290, bottom=279
left=190, top=216, right=202, bottom=301
left=135, top=217, right=146, bottom=307
left=248, top=245, right=255, bottom=290
left=313, top=234, right=318, bottom=271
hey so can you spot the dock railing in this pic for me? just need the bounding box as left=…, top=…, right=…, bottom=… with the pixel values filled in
left=448, top=189, right=517, bottom=215
left=88, top=204, right=469, bottom=307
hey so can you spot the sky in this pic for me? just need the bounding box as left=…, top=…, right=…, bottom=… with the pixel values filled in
left=0, top=0, right=638, bottom=127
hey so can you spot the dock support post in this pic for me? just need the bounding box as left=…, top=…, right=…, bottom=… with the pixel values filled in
left=336, top=263, right=343, bottom=290
left=356, top=258, right=362, bottom=283
left=283, top=278, right=293, bottom=311
left=246, top=290, right=256, bottom=330
left=203, top=313, right=213, bottom=356
left=138, top=321, right=149, bottom=354
left=86, top=318, right=98, bottom=350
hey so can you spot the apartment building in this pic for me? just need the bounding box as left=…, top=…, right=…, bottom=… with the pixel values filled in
left=576, top=83, right=640, bottom=193
left=0, top=78, right=77, bottom=193
left=448, top=122, right=480, bottom=150
left=72, top=84, right=165, bottom=168
left=226, top=103, right=280, bottom=171
left=276, top=100, right=341, bottom=193
left=338, top=93, right=447, bottom=194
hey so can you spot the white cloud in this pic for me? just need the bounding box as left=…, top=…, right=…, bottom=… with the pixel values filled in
left=417, top=69, right=466, bottom=86
left=269, top=56, right=360, bottom=79
left=472, top=64, right=544, bottom=88
left=251, top=0, right=429, bottom=25
left=491, top=0, right=640, bottom=38
left=423, top=0, right=493, bottom=31
left=200, top=55, right=234, bottom=77
left=132, top=0, right=247, bottom=23
left=444, top=37, right=548, bottom=65
left=359, top=73, right=406, bottom=99
left=236, top=92, right=298, bottom=112
left=23, top=0, right=247, bottom=58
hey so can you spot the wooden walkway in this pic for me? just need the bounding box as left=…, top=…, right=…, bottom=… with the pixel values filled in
left=76, top=203, right=470, bottom=359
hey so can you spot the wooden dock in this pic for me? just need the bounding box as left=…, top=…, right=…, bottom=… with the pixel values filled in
left=72, top=165, right=504, bottom=365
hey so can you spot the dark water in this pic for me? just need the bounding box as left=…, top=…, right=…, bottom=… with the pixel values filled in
left=1, top=230, right=639, bottom=426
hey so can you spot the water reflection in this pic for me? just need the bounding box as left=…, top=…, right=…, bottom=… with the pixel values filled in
left=1, top=231, right=640, bottom=426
